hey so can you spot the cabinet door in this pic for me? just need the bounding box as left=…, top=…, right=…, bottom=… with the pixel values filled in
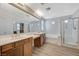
left=24, top=38, right=32, bottom=56
left=27, top=38, right=32, bottom=56
left=34, top=37, right=41, bottom=47
left=0, top=47, right=1, bottom=56
left=40, top=34, right=46, bottom=45
left=2, top=49, right=14, bottom=56
left=34, top=34, right=46, bottom=47
left=14, top=46, right=23, bottom=56
left=41, top=34, right=46, bottom=44
left=1, top=43, right=14, bottom=56
left=40, top=34, right=44, bottom=45
left=14, top=40, right=24, bottom=56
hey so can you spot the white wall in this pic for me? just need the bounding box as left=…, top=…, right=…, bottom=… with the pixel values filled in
left=45, top=18, right=61, bottom=38
left=0, top=17, right=13, bottom=35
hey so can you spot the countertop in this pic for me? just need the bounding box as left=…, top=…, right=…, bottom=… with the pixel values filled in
left=26, top=32, right=45, bottom=35
left=0, top=32, right=45, bottom=46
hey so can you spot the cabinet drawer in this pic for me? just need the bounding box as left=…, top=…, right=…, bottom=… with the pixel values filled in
left=2, top=48, right=14, bottom=56
left=34, top=37, right=41, bottom=47
left=23, top=38, right=32, bottom=56
left=2, top=43, right=14, bottom=53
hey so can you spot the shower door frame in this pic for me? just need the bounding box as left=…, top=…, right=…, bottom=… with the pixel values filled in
left=60, top=17, right=79, bottom=48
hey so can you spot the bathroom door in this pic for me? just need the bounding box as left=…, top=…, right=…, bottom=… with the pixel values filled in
left=63, top=19, right=78, bottom=45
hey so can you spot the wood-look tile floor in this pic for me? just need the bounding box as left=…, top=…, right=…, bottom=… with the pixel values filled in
left=32, top=42, right=79, bottom=56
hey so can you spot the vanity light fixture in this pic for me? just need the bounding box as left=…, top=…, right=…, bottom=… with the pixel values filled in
left=35, top=9, right=43, bottom=17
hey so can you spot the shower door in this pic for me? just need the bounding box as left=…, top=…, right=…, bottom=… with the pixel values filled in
left=62, top=19, right=78, bottom=46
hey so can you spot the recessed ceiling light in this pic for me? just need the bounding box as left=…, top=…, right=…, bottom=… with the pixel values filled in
left=40, top=3, right=45, bottom=5
left=46, top=7, right=51, bottom=11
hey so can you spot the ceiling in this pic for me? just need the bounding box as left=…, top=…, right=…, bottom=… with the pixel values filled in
left=1, top=3, right=79, bottom=22
left=28, top=3, right=79, bottom=19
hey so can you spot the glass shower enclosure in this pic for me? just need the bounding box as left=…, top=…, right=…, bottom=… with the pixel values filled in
left=61, top=17, right=78, bottom=46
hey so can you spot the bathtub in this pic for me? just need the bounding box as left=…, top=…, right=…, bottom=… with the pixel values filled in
left=46, top=34, right=62, bottom=46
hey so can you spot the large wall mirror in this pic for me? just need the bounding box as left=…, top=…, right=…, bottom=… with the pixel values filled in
left=0, top=3, right=39, bottom=35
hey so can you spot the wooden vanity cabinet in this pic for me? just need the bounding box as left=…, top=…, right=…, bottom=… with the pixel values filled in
left=40, top=34, right=44, bottom=45
left=34, top=37, right=41, bottom=47
left=34, top=34, right=46, bottom=48
left=0, top=37, right=32, bottom=56
left=14, top=37, right=32, bottom=56
left=1, top=43, right=14, bottom=56
left=23, top=37, right=32, bottom=56
left=14, top=40, right=24, bottom=56
left=0, top=47, right=1, bottom=56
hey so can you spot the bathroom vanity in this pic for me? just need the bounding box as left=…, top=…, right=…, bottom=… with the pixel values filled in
left=34, top=33, right=46, bottom=47
left=0, top=32, right=46, bottom=56
left=0, top=36, right=32, bottom=56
